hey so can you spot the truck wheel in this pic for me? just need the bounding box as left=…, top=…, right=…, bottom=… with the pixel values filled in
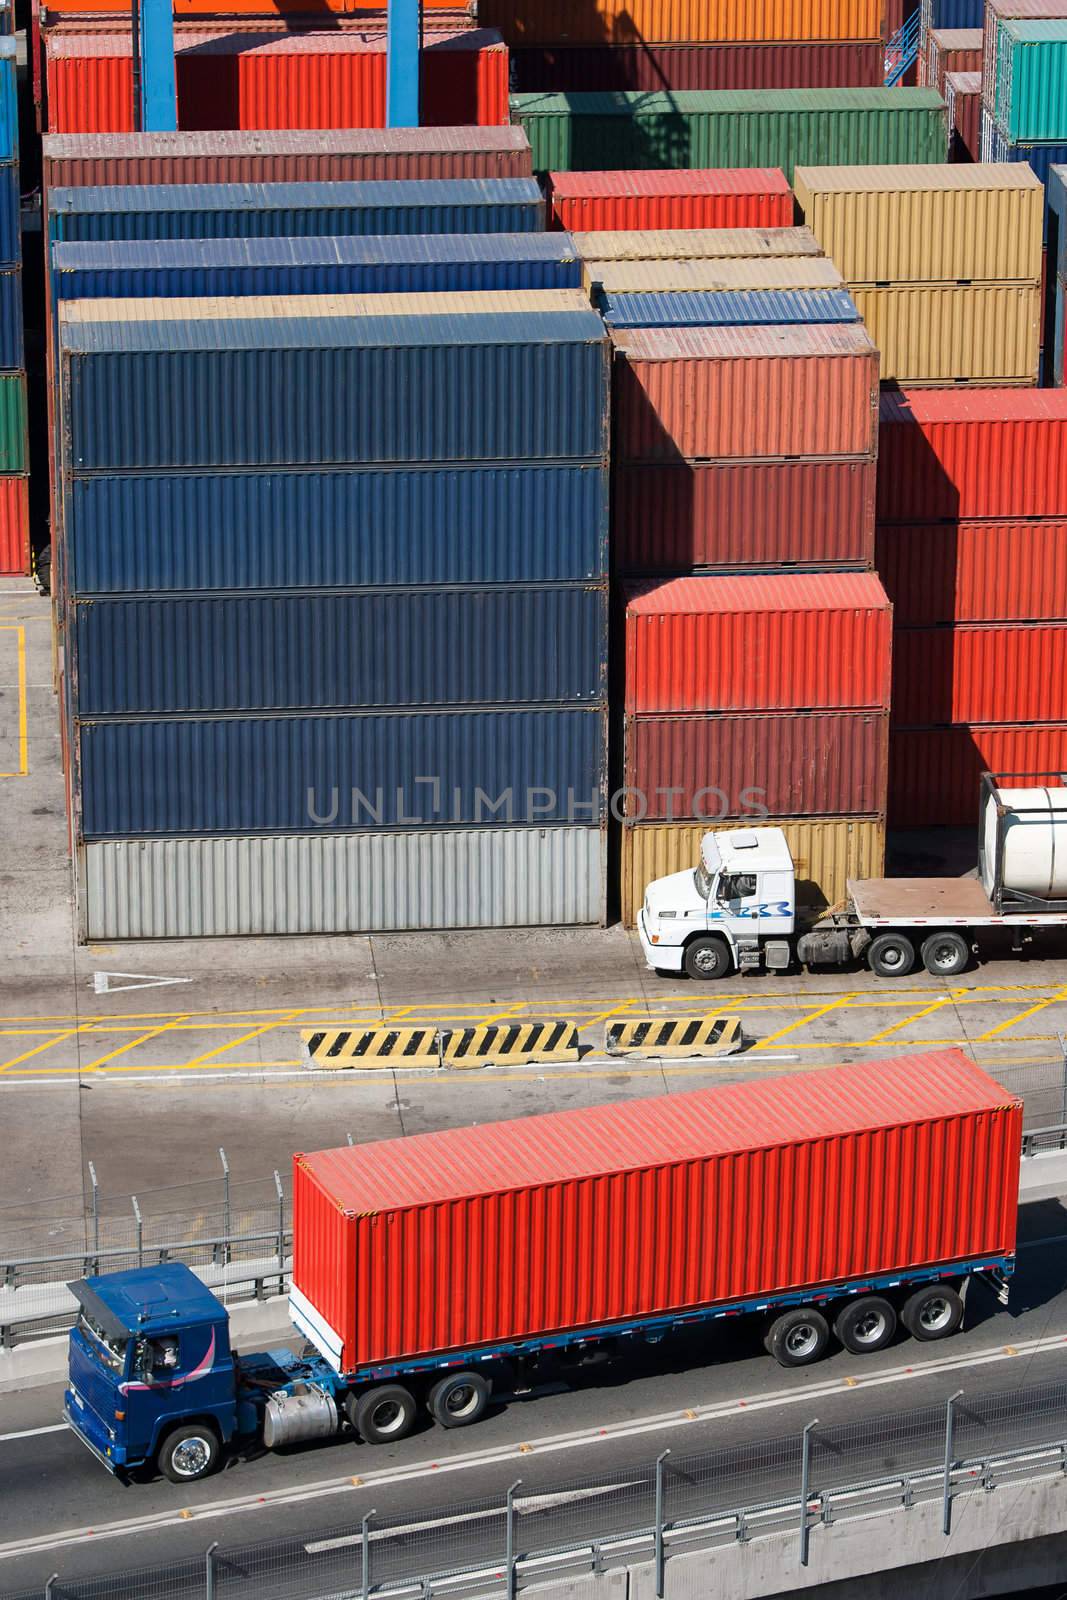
left=684, top=936, right=731, bottom=980
left=833, top=1296, right=897, bottom=1355
left=920, top=931, right=970, bottom=977
left=427, top=1370, right=490, bottom=1428
left=867, top=932, right=915, bottom=978
left=352, top=1384, right=417, bottom=1445
left=901, top=1284, right=964, bottom=1341
left=764, top=1307, right=830, bottom=1368
left=157, top=1423, right=221, bottom=1484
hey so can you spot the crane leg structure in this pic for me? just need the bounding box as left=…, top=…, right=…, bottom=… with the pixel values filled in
left=387, top=0, right=420, bottom=127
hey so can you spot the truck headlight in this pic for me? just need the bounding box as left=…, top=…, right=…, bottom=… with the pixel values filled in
left=658, top=910, right=677, bottom=919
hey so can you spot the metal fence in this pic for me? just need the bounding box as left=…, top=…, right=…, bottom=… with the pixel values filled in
left=12, top=1376, right=1067, bottom=1600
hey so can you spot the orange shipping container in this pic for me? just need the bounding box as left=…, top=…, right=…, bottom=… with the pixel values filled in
left=480, top=0, right=884, bottom=47
left=624, top=571, right=893, bottom=714
left=892, top=624, right=1067, bottom=725
left=612, top=322, right=880, bottom=463
left=876, top=519, right=1067, bottom=625
left=0, top=476, right=28, bottom=576
left=889, top=724, right=1067, bottom=826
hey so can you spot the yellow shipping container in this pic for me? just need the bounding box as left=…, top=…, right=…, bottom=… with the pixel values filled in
left=619, top=816, right=886, bottom=930
left=793, top=163, right=1043, bottom=285
left=59, top=289, right=594, bottom=324
left=572, top=227, right=823, bottom=265
left=482, top=0, right=883, bottom=45
left=583, top=255, right=844, bottom=295
left=851, top=283, right=1040, bottom=383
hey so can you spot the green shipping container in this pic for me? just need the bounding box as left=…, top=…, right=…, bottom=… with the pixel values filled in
left=0, top=373, right=26, bottom=471
left=993, top=20, right=1067, bottom=144
left=510, top=89, right=949, bottom=178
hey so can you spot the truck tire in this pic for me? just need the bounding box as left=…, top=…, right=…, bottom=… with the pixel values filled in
left=901, top=1284, right=964, bottom=1341
left=833, top=1296, right=897, bottom=1355
left=427, top=1370, right=490, bottom=1428
left=764, top=1307, right=830, bottom=1368
left=352, top=1384, right=417, bottom=1445
left=867, top=932, right=916, bottom=978
left=920, top=931, right=970, bottom=977
left=157, top=1423, right=221, bottom=1484
left=684, top=936, right=732, bottom=981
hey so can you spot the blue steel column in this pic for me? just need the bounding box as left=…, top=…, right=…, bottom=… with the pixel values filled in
left=386, top=0, right=420, bottom=127
left=133, top=0, right=178, bottom=132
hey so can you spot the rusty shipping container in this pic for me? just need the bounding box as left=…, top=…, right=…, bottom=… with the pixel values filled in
left=613, top=458, right=876, bottom=573
left=620, top=815, right=887, bottom=926
left=45, top=28, right=510, bottom=133
left=613, top=322, right=880, bottom=464
left=876, top=519, right=1067, bottom=624
left=893, top=624, right=1067, bottom=725
left=622, top=710, right=888, bottom=820
left=889, top=724, right=1067, bottom=826
left=624, top=572, right=892, bottom=715
left=291, top=1051, right=1018, bottom=1371
left=509, top=40, right=885, bottom=92
left=480, top=0, right=886, bottom=46
left=877, top=389, right=1067, bottom=521
left=850, top=283, right=1040, bottom=384
left=41, top=128, right=534, bottom=189
left=547, top=168, right=793, bottom=233
left=946, top=70, right=982, bottom=160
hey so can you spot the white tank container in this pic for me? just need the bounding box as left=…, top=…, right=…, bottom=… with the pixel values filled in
left=982, top=787, right=1067, bottom=900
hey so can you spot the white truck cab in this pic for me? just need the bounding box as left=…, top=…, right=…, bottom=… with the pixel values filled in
left=639, top=827, right=796, bottom=980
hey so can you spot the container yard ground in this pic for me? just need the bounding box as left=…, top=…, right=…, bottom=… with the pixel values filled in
left=4, top=574, right=1067, bottom=1207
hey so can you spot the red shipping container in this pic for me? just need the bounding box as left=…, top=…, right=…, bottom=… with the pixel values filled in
left=876, top=518, right=1067, bottom=625
left=291, top=1052, right=1020, bottom=1372
left=41, top=127, right=534, bottom=188
left=945, top=69, right=981, bottom=162
left=614, top=323, right=880, bottom=464
left=0, top=477, right=29, bottom=576
left=878, top=389, right=1067, bottom=522
left=511, top=40, right=884, bottom=92
left=614, top=457, right=875, bottom=573
left=892, top=623, right=1067, bottom=725
left=925, top=27, right=982, bottom=95
left=889, top=723, right=1067, bottom=826
left=546, top=167, right=793, bottom=233
left=624, top=571, right=892, bottom=715
left=45, top=27, right=509, bottom=132
left=622, top=709, right=888, bottom=819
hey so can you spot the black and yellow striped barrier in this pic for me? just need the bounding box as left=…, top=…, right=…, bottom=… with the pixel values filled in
left=300, top=1027, right=441, bottom=1070
left=605, top=1015, right=746, bottom=1060
left=438, top=1020, right=580, bottom=1069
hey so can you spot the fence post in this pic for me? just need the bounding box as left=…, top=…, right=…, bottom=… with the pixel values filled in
left=131, top=1195, right=143, bottom=1268
left=1058, top=1034, right=1067, bottom=1135
left=943, top=1390, right=963, bottom=1536
left=655, top=1448, right=670, bottom=1599
left=87, top=1161, right=99, bottom=1275
left=799, top=1419, right=818, bottom=1567
left=505, top=1479, right=522, bottom=1600
left=44, top=1575, right=58, bottom=1599
left=346, top=1132, right=355, bottom=1145
left=205, top=1542, right=218, bottom=1600
left=219, top=1148, right=231, bottom=1265
left=274, top=1170, right=285, bottom=1283
left=360, top=1508, right=376, bottom=1600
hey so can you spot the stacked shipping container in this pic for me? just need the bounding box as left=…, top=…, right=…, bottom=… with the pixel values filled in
left=1048, top=164, right=1067, bottom=382
left=920, top=25, right=983, bottom=90
left=877, top=388, right=1067, bottom=825
left=979, top=0, right=1067, bottom=248
left=0, top=38, right=26, bottom=576
left=946, top=68, right=983, bottom=158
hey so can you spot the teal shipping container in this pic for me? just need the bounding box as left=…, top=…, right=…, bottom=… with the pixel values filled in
left=992, top=19, right=1067, bottom=143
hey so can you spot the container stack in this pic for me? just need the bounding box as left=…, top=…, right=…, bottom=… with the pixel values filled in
left=546, top=168, right=795, bottom=232
left=920, top=26, right=983, bottom=90
left=794, top=163, right=1044, bottom=383
left=0, top=37, right=25, bottom=577
left=877, top=389, right=1067, bottom=827
left=1047, top=163, right=1067, bottom=382
left=980, top=0, right=1067, bottom=233
left=946, top=69, right=983, bottom=158
left=923, top=0, right=985, bottom=30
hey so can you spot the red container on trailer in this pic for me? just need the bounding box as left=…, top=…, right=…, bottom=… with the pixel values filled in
left=622, top=708, right=889, bottom=819
left=892, top=623, right=1067, bottom=726
left=546, top=167, right=793, bottom=232
left=291, top=1052, right=1020, bottom=1373
left=0, top=476, right=29, bottom=575
left=614, top=457, right=875, bottom=573
left=511, top=40, right=885, bottom=92
left=889, top=724, right=1067, bottom=826
left=876, top=518, right=1067, bottom=625
left=623, top=571, right=892, bottom=715
left=45, top=27, right=509, bottom=132
left=877, top=389, right=1067, bottom=523
left=613, top=323, right=880, bottom=465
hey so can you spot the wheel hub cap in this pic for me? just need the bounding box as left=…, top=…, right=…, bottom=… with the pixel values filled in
left=786, top=1324, right=819, bottom=1357
left=173, top=1438, right=209, bottom=1476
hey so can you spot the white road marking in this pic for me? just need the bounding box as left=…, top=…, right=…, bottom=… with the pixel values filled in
left=0, top=1422, right=67, bottom=1444
left=92, top=972, right=193, bottom=995
left=6, top=1328, right=1067, bottom=1562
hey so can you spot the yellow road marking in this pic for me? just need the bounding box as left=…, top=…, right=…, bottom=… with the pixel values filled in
left=80, top=1016, right=192, bottom=1072
left=0, top=625, right=28, bottom=776
left=0, top=1025, right=100, bottom=1072
left=861, top=990, right=968, bottom=1046
left=751, top=992, right=859, bottom=1050
left=183, top=1008, right=305, bottom=1066
left=976, top=983, right=1067, bottom=1042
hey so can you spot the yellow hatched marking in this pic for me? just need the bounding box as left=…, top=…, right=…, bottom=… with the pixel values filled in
left=976, top=983, right=1067, bottom=1041
left=751, top=992, right=859, bottom=1049
left=862, top=990, right=969, bottom=1046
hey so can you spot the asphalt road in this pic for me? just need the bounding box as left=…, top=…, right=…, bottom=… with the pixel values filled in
left=2, top=1208, right=1067, bottom=1595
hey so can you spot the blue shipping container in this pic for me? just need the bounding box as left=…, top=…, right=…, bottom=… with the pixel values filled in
left=61, top=309, right=610, bottom=469
left=51, top=232, right=582, bottom=300
left=48, top=178, right=546, bottom=245
left=0, top=41, right=15, bottom=162
left=0, top=266, right=21, bottom=369
left=65, top=464, right=608, bottom=593
left=76, top=708, right=608, bottom=836
left=1047, top=163, right=1067, bottom=280
left=982, top=110, right=1067, bottom=242
left=925, top=0, right=983, bottom=26
left=597, top=287, right=861, bottom=329
left=72, top=587, right=608, bottom=715
left=0, top=163, right=18, bottom=267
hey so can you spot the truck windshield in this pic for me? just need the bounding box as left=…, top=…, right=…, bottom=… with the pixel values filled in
left=694, top=864, right=713, bottom=900
left=76, top=1309, right=127, bottom=1374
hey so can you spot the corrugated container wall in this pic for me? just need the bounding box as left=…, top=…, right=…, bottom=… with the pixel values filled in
left=892, top=625, right=1067, bottom=724
left=599, top=287, right=860, bottom=330
left=509, top=41, right=885, bottom=93
left=481, top=0, right=885, bottom=45
left=572, top=226, right=823, bottom=263
left=946, top=70, right=982, bottom=160
left=584, top=256, right=845, bottom=293
left=546, top=168, right=793, bottom=232
left=990, top=19, right=1067, bottom=143
left=876, top=520, right=1067, bottom=623
left=291, top=1054, right=1020, bottom=1370
left=925, top=27, right=983, bottom=94
left=0, top=475, right=28, bottom=576
left=983, top=0, right=1067, bottom=99
left=849, top=283, right=1039, bottom=383
left=889, top=725, right=1067, bottom=826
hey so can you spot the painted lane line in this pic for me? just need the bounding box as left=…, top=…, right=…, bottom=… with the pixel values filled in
left=0, top=1422, right=68, bottom=1444
left=92, top=973, right=193, bottom=996
left=5, top=1329, right=1067, bottom=1562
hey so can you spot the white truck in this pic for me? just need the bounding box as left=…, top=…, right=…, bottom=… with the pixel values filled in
left=639, top=774, right=1067, bottom=980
